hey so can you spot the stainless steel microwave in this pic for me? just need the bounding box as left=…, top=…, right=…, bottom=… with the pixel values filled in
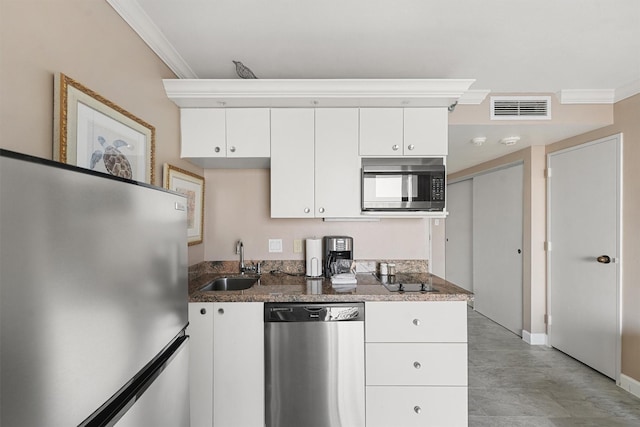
left=361, top=158, right=445, bottom=212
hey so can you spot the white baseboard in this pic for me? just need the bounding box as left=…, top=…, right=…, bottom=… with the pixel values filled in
left=522, top=330, right=547, bottom=346
left=620, top=374, right=640, bottom=399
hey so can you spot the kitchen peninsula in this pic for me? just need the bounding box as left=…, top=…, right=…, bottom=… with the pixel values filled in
left=187, top=261, right=472, bottom=427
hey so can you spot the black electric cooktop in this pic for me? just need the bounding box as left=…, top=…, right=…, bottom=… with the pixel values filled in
left=375, top=273, right=440, bottom=293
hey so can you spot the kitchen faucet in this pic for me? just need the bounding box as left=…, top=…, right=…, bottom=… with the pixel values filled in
left=236, top=240, right=261, bottom=274
left=236, top=240, right=245, bottom=273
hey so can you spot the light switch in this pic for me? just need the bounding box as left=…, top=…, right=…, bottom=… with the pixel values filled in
left=293, top=239, right=303, bottom=253
left=269, top=239, right=283, bottom=253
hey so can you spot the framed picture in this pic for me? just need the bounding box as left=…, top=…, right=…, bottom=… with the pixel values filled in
left=53, top=73, right=155, bottom=184
left=163, top=164, right=205, bottom=246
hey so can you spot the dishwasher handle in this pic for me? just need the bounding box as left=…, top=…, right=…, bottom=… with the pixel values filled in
left=265, top=303, right=364, bottom=322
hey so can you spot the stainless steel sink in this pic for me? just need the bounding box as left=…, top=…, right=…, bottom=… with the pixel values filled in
left=199, top=276, right=258, bottom=291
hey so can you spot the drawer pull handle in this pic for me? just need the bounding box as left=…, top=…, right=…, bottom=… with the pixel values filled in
left=413, top=319, right=421, bottom=326
left=414, top=406, right=422, bottom=414
left=200, top=308, right=207, bottom=315
left=218, top=308, right=224, bottom=315
left=414, top=361, right=421, bottom=369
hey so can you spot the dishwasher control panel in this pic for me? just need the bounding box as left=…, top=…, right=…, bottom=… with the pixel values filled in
left=265, top=303, right=364, bottom=322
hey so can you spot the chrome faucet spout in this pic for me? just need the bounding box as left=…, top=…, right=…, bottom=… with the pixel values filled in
left=236, top=240, right=245, bottom=273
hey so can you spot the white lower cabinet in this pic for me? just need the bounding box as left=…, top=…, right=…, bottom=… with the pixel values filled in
left=366, top=343, right=467, bottom=386
left=366, top=386, right=468, bottom=427
left=188, top=302, right=264, bottom=427
left=364, top=301, right=468, bottom=427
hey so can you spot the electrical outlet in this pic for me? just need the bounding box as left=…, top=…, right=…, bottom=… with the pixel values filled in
left=293, top=239, right=303, bottom=253
left=269, top=239, right=283, bottom=253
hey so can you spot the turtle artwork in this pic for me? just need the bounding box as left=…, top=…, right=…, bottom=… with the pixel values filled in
left=90, top=136, right=133, bottom=179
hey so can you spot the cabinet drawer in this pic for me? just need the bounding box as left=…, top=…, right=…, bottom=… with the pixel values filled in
left=366, top=343, right=467, bottom=386
left=366, top=386, right=467, bottom=427
left=365, top=301, right=467, bottom=343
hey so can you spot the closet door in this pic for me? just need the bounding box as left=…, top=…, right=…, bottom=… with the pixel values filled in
left=473, top=164, right=523, bottom=336
left=445, top=179, right=473, bottom=292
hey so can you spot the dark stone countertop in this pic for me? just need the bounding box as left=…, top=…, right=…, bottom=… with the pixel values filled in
left=188, top=271, right=473, bottom=303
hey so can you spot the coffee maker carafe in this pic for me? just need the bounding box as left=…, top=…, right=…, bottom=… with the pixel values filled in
left=323, top=236, right=353, bottom=278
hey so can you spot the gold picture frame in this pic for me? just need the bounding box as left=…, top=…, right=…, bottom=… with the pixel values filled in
left=53, top=73, right=155, bottom=184
left=163, top=164, right=205, bottom=246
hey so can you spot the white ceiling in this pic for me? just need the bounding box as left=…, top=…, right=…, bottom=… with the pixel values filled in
left=109, top=0, right=640, bottom=173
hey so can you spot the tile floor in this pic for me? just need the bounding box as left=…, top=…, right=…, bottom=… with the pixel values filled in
left=467, top=307, right=640, bottom=426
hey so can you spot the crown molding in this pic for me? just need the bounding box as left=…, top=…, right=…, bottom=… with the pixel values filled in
left=558, top=89, right=615, bottom=104
left=163, top=79, right=476, bottom=108
left=106, top=0, right=197, bottom=79
left=615, top=79, right=640, bottom=102
left=457, top=89, right=491, bottom=105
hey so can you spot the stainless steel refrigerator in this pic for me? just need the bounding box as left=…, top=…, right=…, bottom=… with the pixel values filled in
left=0, top=149, right=190, bottom=426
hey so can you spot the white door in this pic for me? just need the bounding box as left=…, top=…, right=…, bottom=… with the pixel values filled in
left=445, top=179, right=473, bottom=292
left=548, top=135, right=621, bottom=380
left=473, top=164, right=524, bottom=336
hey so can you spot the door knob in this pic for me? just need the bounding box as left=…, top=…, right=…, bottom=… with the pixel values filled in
left=392, top=144, right=400, bottom=151
left=229, top=146, right=236, bottom=153
left=597, top=255, right=611, bottom=264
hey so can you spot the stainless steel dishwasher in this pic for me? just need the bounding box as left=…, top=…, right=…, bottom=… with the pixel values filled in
left=264, top=302, right=365, bottom=427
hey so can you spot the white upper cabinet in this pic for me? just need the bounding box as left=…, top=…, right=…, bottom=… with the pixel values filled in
left=271, top=108, right=361, bottom=218
left=226, top=108, right=270, bottom=158
left=403, top=108, right=448, bottom=156
left=180, top=108, right=226, bottom=158
left=359, top=108, right=404, bottom=156
left=180, top=108, right=270, bottom=168
left=360, top=108, right=448, bottom=156
left=270, top=109, right=315, bottom=218
left=315, top=108, right=361, bottom=218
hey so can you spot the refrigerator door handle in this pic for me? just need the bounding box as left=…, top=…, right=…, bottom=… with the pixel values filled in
left=78, top=334, right=189, bottom=427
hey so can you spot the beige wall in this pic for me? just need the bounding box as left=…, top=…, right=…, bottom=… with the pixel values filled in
left=450, top=94, right=640, bottom=383
left=546, top=94, right=640, bottom=383
left=0, top=0, right=205, bottom=265
left=203, top=169, right=430, bottom=262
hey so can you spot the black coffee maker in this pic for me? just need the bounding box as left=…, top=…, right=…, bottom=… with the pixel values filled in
left=323, top=236, right=354, bottom=278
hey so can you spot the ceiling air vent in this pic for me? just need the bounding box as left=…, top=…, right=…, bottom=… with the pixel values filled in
left=491, top=96, right=551, bottom=120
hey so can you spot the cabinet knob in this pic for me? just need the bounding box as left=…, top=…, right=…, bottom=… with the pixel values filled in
left=218, top=308, right=224, bottom=315
left=408, top=144, right=415, bottom=150
left=200, top=308, right=207, bottom=315
left=392, top=144, right=400, bottom=151
left=304, top=208, right=310, bottom=213
left=318, top=207, right=325, bottom=213
left=214, top=146, right=221, bottom=153
left=414, top=406, right=422, bottom=414
left=414, top=361, right=421, bottom=369
left=229, top=146, right=236, bottom=153
left=413, top=318, right=421, bottom=326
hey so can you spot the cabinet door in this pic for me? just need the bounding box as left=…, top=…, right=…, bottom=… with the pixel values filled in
left=188, top=303, right=214, bottom=427
left=365, top=301, right=467, bottom=343
left=226, top=108, right=270, bottom=158
left=213, top=302, right=264, bottom=427
left=359, top=108, right=403, bottom=156
left=403, top=108, right=448, bottom=156
left=366, top=343, right=467, bottom=386
left=366, top=386, right=468, bottom=427
left=315, top=108, right=361, bottom=217
left=270, top=108, right=315, bottom=218
left=180, top=108, right=226, bottom=158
